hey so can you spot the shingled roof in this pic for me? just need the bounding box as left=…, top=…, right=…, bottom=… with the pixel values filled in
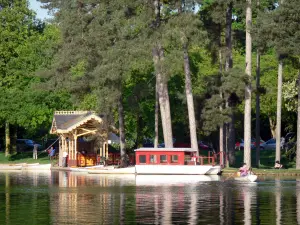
left=50, top=111, right=104, bottom=134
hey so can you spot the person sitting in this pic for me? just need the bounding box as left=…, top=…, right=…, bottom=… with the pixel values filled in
left=239, top=163, right=249, bottom=177
left=274, top=160, right=283, bottom=169
left=191, top=153, right=197, bottom=165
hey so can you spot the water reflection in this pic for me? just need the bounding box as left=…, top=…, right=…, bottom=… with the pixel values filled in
left=275, top=178, right=282, bottom=225
left=297, top=178, right=300, bottom=225
left=243, top=182, right=257, bottom=225
left=0, top=172, right=300, bottom=224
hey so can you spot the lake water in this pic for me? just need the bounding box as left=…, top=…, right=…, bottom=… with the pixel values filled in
left=0, top=171, right=299, bottom=225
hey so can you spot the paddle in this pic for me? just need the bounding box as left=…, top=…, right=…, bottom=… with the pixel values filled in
left=224, top=171, right=239, bottom=181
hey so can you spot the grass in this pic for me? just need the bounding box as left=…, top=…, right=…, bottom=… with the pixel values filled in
left=0, top=151, right=53, bottom=164
left=233, top=149, right=295, bottom=168
left=221, top=149, right=300, bottom=174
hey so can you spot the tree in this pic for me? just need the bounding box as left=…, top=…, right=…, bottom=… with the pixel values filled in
left=224, top=1, right=235, bottom=166
left=152, top=0, right=174, bottom=148
left=267, top=0, right=300, bottom=168
left=199, top=0, right=245, bottom=166
left=163, top=0, right=206, bottom=154
left=0, top=0, right=44, bottom=156
left=256, top=0, right=300, bottom=164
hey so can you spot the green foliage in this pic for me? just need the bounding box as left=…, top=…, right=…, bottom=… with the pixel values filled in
left=0, top=0, right=71, bottom=144
left=0, top=152, right=51, bottom=164
left=71, top=59, right=88, bottom=80
left=15, top=0, right=297, bottom=151
left=283, top=79, right=297, bottom=112
left=256, top=0, right=300, bottom=58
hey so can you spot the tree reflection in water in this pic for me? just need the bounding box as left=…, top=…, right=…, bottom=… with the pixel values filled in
left=0, top=172, right=300, bottom=224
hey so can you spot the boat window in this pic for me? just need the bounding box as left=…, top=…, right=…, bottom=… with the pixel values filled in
left=150, top=155, right=157, bottom=163
left=160, top=155, right=167, bottom=163
left=139, top=155, right=146, bottom=163
left=171, top=155, right=178, bottom=163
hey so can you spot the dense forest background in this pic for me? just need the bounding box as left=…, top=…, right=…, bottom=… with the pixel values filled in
left=1, top=0, right=300, bottom=167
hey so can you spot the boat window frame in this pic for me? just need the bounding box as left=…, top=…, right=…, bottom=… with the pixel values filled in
left=139, top=155, right=147, bottom=164
left=171, top=155, right=178, bottom=163
left=150, top=154, right=157, bottom=164
left=160, top=154, right=168, bottom=163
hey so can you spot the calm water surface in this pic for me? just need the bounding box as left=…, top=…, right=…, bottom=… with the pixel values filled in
left=0, top=171, right=299, bottom=225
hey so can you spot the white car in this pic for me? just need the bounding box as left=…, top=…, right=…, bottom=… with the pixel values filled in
left=260, top=138, right=276, bottom=150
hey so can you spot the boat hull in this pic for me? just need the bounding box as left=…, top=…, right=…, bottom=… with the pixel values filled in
left=0, top=165, right=22, bottom=170
left=88, top=166, right=136, bottom=174
left=23, top=164, right=52, bottom=170
left=135, top=175, right=220, bottom=185
left=234, top=174, right=258, bottom=182
left=135, top=165, right=221, bottom=175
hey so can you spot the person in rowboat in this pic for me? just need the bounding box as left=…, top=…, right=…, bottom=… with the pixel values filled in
left=239, top=163, right=249, bottom=177
left=274, top=160, right=283, bottom=169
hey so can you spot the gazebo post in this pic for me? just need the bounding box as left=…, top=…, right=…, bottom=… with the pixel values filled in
left=74, top=131, right=78, bottom=166
left=58, top=135, right=62, bottom=167
left=105, top=142, right=108, bottom=159
left=70, top=137, right=73, bottom=162
left=59, top=135, right=65, bottom=167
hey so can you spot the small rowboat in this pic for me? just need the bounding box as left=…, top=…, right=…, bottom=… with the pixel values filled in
left=0, top=165, right=22, bottom=170
left=22, top=163, right=51, bottom=170
left=234, top=174, right=258, bottom=182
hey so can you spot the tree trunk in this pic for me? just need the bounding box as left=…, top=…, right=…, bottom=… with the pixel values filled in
left=153, top=0, right=160, bottom=149
left=225, top=1, right=235, bottom=166
left=220, top=125, right=224, bottom=166
left=136, top=110, right=143, bottom=148
left=152, top=46, right=173, bottom=148
left=296, top=65, right=300, bottom=169
left=219, top=48, right=224, bottom=166
left=225, top=2, right=233, bottom=71
left=152, top=0, right=173, bottom=148
left=5, top=122, right=10, bottom=157
left=157, top=45, right=173, bottom=148
left=154, top=79, right=159, bottom=148
left=244, top=0, right=252, bottom=166
left=269, top=117, right=276, bottom=138
left=225, top=104, right=229, bottom=168
left=255, top=50, right=261, bottom=167
left=275, top=57, right=283, bottom=162
left=118, top=96, right=126, bottom=167
left=11, top=126, right=17, bottom=155
left=227, top=115, right=235, bottom=166
left=183, top=43, right=199, bottom=155
left=154, top=0, right=160, bottom=27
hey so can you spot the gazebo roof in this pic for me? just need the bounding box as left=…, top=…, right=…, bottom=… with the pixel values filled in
left=50, top=111, right=104, bottom=134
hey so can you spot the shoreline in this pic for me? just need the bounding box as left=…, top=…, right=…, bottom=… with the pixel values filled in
left=0, top=163, right=300, bottom=176
left=222, top=168, right=300, bottom=176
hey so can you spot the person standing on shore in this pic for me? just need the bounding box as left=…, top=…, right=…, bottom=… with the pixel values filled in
left=49, top=146, right=56, bottom=160
left=62, top=151, right=68, bottom=167
left=33, top=144, right=38, bottom=159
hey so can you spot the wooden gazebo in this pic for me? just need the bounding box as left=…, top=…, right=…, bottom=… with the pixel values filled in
left=50, top=111, right=109, bottom=167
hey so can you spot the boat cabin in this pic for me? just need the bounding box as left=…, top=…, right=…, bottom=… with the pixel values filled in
left=135, top=148, right=221, bottom=175
left=135, top=148, right=213, bottom=166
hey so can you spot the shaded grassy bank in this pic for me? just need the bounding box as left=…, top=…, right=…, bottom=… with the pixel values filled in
left=222, top=149, right=300, bottom=175
left=232, top=149, right=295, bottom=169
left=222, top=167, right=300, bottom=175
left=0, top=151, right=52, bottom=164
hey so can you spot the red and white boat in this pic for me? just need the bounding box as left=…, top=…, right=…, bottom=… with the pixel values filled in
left=135, top=148, right=222, bottom=175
